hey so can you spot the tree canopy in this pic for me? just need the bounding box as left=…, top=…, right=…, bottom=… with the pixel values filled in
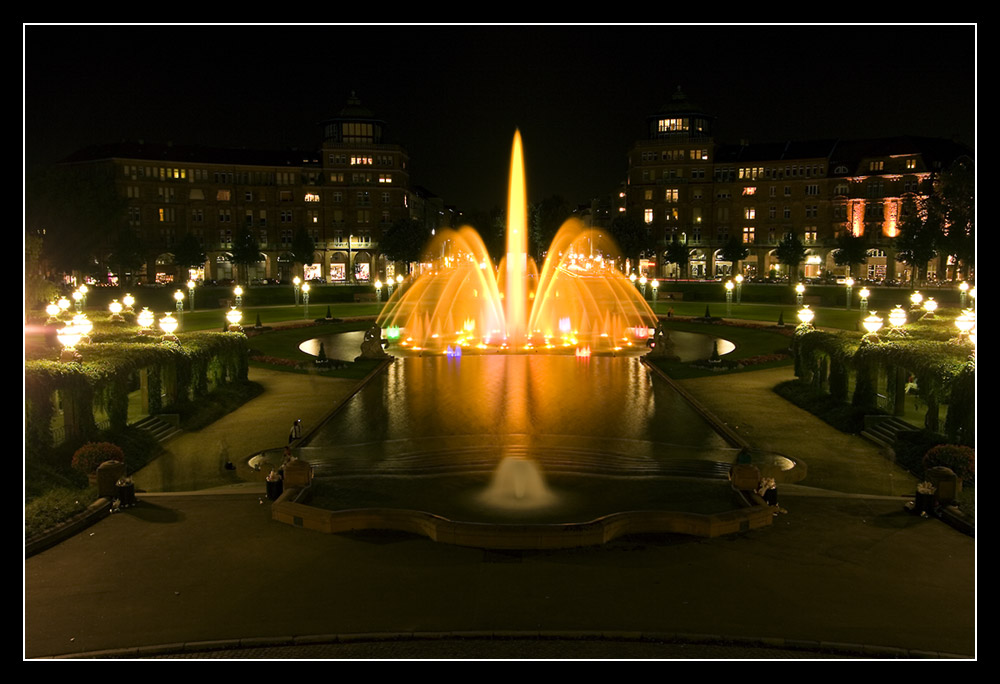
left=380, top=218, right=432, bottom=270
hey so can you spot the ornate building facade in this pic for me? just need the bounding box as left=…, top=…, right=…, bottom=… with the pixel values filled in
left=59, top=95, right=419, bottom=285
left=625, top=88, right=971, bottom=282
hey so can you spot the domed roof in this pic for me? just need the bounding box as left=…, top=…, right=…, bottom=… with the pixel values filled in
left=337, top=92, right=376, bottom=120
left=654, top=86, right=709, bottom=117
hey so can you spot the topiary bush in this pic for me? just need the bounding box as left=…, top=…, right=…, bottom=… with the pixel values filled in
left=71, top=441, right=125, bottom=475
left=923, top=444, right=975, bottom=484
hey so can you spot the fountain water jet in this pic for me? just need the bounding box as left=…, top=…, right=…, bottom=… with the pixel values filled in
left=377, top=130, right=657, bottom=353
left=478, top=455, right=558, bottom=510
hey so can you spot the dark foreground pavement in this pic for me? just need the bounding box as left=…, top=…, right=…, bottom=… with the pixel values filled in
left=25, top=486, right=974, bottom=659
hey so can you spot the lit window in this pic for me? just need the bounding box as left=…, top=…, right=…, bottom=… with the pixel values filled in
left=744, top=207, right=756, bottom=220
left=378, top=174, right=392, bottom=183
left=644, top=208, right=654, bottom=224
left=305, top=193, right=320, bottom=202
left=743, top=226, right=755, bottom=243
left=743, top=187, right=756, bottom=196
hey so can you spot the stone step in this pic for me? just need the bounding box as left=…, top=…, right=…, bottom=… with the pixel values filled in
left=132, top=415, right=182, bottom=443
left=861, top=415, right=918, bottom=449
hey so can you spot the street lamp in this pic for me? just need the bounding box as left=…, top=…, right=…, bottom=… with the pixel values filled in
left=858, top=287, right=870, bottom=313
left=959, top=281, right=970, bottom=308
left=78, top=284, right=89, bottom=308
left=795, top=282, right=805, bottom=306
left=374, top=279, right=383, bottom=303
left=922, top=297, right=938, bottom=319
left=725, top=280, right=734, bottom=316
left=953, top=309, right=975, bottom=344
left=302, top=282, right=311, bottom=318
left=234, top=285, right=244, bottom=307
left=639, top=275, right=647, bottom=297
left=57, top=321, right=85, bottom=363
left=651, top=278, right=659, bottom=304
left=109, top=299, right=125, bottom=323
left=734, top=273, right=744, bottom=304
left=72, top=289, right=84, bottom=313
left=174, top=290, right=185, bottom=313
left=226, top=307, right=243, bottom=333
left=187, top=280, right=196, bottom=311
left=137, top=307, right=156, bottom=335
left=293, top=276, right=301, bottom=305
left=887, top=305, right=908, bottom=337
left=861, top=311, right=883, bottom=343
left=796, top=304, right=815, bottom=329
left=909, top=290, right=923, bottom=310
left=844, top=277, right=854, bottom=310
left=159, top=312, right=180, bottom=342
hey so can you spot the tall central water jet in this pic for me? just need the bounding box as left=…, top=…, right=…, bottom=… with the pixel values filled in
left=377, top=130, right=656, bottom=352
left=504, top=130, right=529, bottom=345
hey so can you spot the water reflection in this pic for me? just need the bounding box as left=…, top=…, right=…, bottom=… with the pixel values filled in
left=303, top=355, right=731, bottom=468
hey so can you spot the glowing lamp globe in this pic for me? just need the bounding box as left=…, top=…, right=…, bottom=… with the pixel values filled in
left=889, top=306, right=907, bottom=329
left=923, top=298, right=938, bottom=315
left=109, top=300, right=123, bottom=315
left=910, top=291, right=923, bottom=307
left=735, top=274, right=744, bottom=284
left=795, top=283, right=805, bottom=295
left=46, top=301, right=61, bottom=322
left=862, top=312, right=883, bottom=335
left=859, top=287, right=870, bottom=299
left=123, top=293, right=135, bottom=311
left=137, top=308, right=155, bottom=331
left=57, top=296, right=71, bottom=313
left=71, top=313, right=93, bottom=338
left=955, top=309, right=976, bottom=335
left=797, top=305, right=815, bottom=326
left=226, top=307, right=243, bottom=331
left=56, top=323, right=83, bottom=350
left=159, top=313, right=179, bottom=336
left=725, top=280, right=734, bottom=292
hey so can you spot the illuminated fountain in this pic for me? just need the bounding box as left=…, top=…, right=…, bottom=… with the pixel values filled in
left=378, top=130, right=657, bottom=353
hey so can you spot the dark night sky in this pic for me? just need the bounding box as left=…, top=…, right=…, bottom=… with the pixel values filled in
left=24, top=24, right=976, bottom=214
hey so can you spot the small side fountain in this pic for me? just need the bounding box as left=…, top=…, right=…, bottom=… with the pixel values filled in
left=478, top=456, right=557, bottom=511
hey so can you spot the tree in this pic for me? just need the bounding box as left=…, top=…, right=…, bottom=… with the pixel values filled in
left=609, top=214, right=650, bottom=272
left=289, top=227, right=317, bottom=275
left=25, top=231, right=59, bottom=309
left=380, top=218, right=432, bottom=272
left=774, top=233, right=807, bottom=283
left=663, top=237, right=690, bottom=279
left=935, top=157, right=975, bottom=279
left=532, top=195, right=572, bottom=258
left=832, top=232, right=869, bottom=279
left=173, top=231, right=206, bottom=277
left=229, top=226, right=264, bottom=286
left=719, top=235, right=749, bottom=276
left=894, top=197, right=941, bottom=285
left=107, top=227, right=146, bottom=286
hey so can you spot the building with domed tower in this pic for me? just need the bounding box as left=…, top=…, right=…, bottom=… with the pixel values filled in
left=625, top=87, right=972, bottom=283
left=51, top=94, right=420, bottom=287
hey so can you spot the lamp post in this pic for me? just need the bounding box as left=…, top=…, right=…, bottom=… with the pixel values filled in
left=922, top=297, right=938, bottom=320
left=959, top=281, right=970, bottom=308
left=293, top=276, right=301, bottom=305
left=57, top=296, right=71, bottom=318
left=137, top=307, right=156, bottom=335
left=57, top=321, right=84, bottom=363
left=953, top=309, right=975, bottom=345
left=45, top=301, right=61, bottom=324
left=651, top=278, right=659, bottom=304
left=78, top=284, right=88, bottom=309
left=109, top=299, right=125, bottom=323
left=858, top=287, right=870, bottom=313
left=725, top=280, right=734, bottom=316
left=844, top=277, right=854, bottom=310
left=639, top=275, right=647, bottom=297
left=302, top=282, right=311, bottom=318
left=909, top=290, right=923, bottom=311
left=123, top=293, right=135, bottom=312
left=159, top=312, right=180, bottom=343
left=187, top=280, right=196, bottom=311
left=861, top=311, right=883, bottom=343
left=226, top=307, right=243, bottom=333
left=630, top=272, right=637, bottom=290
left=72, top=289, right=84, bottom=313
left=887, top=305, right=908, bottom=337
left=374, top=279, right=383, bottom=303
left=174, top=290, right=185, bottom=314
left=796, top=304, right=815, bottom=330
left=234, top=285, right=244, bottom=307
left=795, top=282, right=805, bottom=306
left=734, top=273, right=744, bottom=304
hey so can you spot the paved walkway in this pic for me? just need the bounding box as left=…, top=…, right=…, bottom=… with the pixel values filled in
left=24, top=363, right=975, bottom=660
